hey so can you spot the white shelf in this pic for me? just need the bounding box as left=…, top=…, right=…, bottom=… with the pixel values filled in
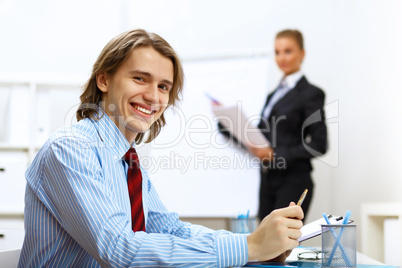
left=0, top=143, right=42, bottom=151
left=0, top=75, right=83, bottom=216
left=0, top=72, right=86, bottom=87
left=0, top=143, right=29, bottom=151
left=0, top=208, right=24, bottom=217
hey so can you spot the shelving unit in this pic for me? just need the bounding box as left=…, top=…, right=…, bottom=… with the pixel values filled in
left=0, top=75, right=85, bottom=160
left=0, top=75, right=85, bottom=159
left=0, top=74, right=86, bottom=250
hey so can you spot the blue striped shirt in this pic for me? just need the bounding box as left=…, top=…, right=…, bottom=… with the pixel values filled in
left=19, top=111, right=248, bottom=267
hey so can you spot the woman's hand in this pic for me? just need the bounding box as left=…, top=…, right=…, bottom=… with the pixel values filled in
left=246, top=144, right=274, bottom=161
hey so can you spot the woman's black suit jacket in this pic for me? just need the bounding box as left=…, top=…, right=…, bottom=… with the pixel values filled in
left=257, top=76, right=327, bottom=219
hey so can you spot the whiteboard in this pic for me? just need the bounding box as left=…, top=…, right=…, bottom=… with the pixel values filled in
left=143, top=54, right=271, bottom=217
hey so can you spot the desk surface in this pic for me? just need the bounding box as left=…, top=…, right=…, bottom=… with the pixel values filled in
left=356, top=252, right=386, bottom=266
left=285, top=247, right=384, bottom=265
left=0, top=246, right=387, bottom=267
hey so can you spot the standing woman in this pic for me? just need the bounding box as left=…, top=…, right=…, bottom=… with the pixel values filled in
left=247, top=29, right=327, bottom=220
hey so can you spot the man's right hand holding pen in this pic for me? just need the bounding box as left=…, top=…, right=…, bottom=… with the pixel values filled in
left=247, top=189, right=307, bottom=262
left=246, top=202, right=304, bottom=262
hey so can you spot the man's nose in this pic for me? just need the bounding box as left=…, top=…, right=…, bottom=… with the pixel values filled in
left=143, top=83, right=159, bottom=103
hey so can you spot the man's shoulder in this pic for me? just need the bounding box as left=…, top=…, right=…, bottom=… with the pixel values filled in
left=32, top=119, right=101, bottom=171
left=26, top=119, right=102, bottom=196
left=47, top=118, right=100, bottom=149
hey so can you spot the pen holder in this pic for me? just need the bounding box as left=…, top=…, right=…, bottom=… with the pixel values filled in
left=230, top=217, right=257, bottom=234
left=321, top=224, right=356, bottom=267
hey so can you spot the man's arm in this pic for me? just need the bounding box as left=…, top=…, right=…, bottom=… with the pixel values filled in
left=144, top=174, right=249, bottom=266
left=145, top=176, right=233, bottom=238
left=38, top=136, right=247, bottom=267
left=145, top=176, right=303, bottom=263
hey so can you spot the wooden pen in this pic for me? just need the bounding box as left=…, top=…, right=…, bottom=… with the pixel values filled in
left=297, top=189, right=308, bottom=206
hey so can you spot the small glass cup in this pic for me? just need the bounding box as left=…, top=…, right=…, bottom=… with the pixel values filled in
left=230, top=217, right=257, bottom=234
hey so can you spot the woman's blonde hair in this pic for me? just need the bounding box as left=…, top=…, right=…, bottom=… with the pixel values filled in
left=276, top=29, right=304, bottom=50
left=76, top=29, right=184, bottom=144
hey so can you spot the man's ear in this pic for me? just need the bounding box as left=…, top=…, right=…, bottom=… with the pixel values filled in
left=96, top=73, right=109, bottom=93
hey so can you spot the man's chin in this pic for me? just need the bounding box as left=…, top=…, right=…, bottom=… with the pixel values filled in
left=127, top=123, right=151, bottom=135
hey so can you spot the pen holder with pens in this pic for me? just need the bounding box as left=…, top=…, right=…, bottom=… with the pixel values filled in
left=321, top=224, right=356, bottom=267
left=230, top=217, right=257, bottom=234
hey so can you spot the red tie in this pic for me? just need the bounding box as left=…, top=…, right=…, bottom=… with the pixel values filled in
left=123, top=148, right=145, bottom=232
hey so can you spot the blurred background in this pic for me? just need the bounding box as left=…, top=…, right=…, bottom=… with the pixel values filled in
left=0, top=0, right=401, bottom=264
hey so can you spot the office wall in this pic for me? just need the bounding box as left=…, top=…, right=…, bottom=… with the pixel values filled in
left=144, top=56, right=271, bottom=217
left=127, top=0, right=402, bottom=235
left=1, top=0, right=402, bottom=250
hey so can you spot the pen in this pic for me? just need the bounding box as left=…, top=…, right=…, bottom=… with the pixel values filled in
left=205, top=93, right=221, bottom=105
left=297, top=189, right=308, bottom=206
left=342, top=210, right=351, bottom=225
left=323, top=212, right=331, bottom=225
left=324, top=212, right=352, bottom=266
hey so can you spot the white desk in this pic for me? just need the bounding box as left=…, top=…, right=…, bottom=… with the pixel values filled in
left=285, top=247, right=384, bottom=266
left=356, top=251, right=386, bottom=265
left=1, top=246, right=385, bottom=268
left=0, top=248, right=21, bottom=268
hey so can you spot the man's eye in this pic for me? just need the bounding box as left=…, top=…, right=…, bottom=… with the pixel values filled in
left=134, top=77, right=144, bottom=82
left=159, top=84, right=169, bottom=91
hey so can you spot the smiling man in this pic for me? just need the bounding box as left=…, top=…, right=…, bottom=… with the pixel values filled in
left=19, top=29, right=303, bottom=267
left=96, top=46, right=173, bottom=144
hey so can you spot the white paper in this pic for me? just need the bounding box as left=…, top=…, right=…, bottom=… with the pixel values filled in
left=299, top=215, right=352, bottom=242
left=212, top=104, right=270, bottom=147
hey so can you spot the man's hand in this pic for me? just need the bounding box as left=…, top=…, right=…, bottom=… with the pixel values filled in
left=247, top=203, right=303, bottom=261
left=266, top=250, right=292, bottom=262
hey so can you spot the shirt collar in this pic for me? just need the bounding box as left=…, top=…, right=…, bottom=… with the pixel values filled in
left=91, top=108, right=132, bottom=162
left=281, top=70, right=303, bottom=89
